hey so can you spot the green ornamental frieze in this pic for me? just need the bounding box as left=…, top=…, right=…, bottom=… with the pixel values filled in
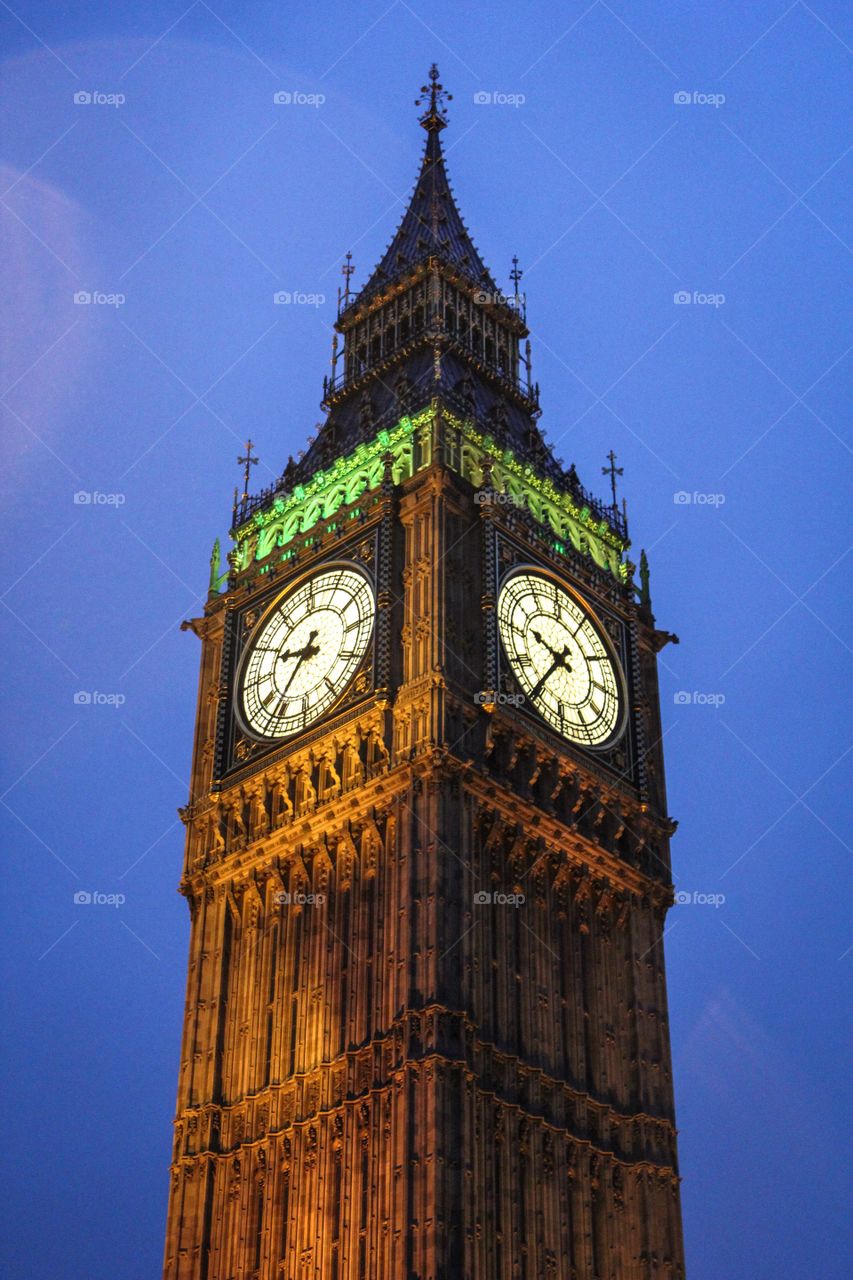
left=230, top=406, right=628, bottom=582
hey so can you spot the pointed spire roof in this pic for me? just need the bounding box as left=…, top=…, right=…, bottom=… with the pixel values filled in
left=342, top=66, right=496, bottom=317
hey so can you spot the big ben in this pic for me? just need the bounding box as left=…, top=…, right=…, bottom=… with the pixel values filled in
left=163, top=65, right=686, bottom=1280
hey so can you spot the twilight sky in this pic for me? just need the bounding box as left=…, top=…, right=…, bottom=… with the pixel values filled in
left=1, top=2, right=851, bottom=1277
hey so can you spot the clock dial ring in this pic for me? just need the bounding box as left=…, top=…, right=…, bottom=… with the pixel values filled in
left=497, top=568, right=626, bottom=749
left=236, top=564, right=375, bottom=741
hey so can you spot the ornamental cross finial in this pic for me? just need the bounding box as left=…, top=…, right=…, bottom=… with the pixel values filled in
left=510, top=255, right=526, bottom=318
left=416, top=64, right=452, bottom=131
left=602, top=448, right=623, bottom=508
left=340, top=251, right=355, bottom=310
left=237, top=438, right=259, bottom=501
left=510, top=255, right=523, bottom=293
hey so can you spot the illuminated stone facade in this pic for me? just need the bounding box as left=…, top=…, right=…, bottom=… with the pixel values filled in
left=163, top=68, right=685, bottom=1280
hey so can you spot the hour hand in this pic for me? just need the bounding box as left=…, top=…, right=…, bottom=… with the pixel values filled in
left=281, top=630, right=321, bottom=694
left=531, top=629, right=572, bottom=671
left=531, top=627, right=559, bottom=660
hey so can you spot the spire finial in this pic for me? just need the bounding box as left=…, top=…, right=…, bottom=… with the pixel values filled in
left=237, top=438, right=259, bottom=502
left=209, top=537, right=221, bottom=593
left=416, top=64, right=452, bottom=131
left=338, top=251, right=355, bottom=314
left=639, top=549, right=651, bottom=610
left=602, top=448, right=623, bottom=509
left=510, top=255, right=526, bottom=319
left=510, top=255, right=523, bottom=294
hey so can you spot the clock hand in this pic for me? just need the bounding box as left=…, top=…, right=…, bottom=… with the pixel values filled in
left=275, top=641, right=323, bottom=666
left=530, top=628, right=573, bottom=673
left=281, top=629, right=321, bottom=696
left=274, top=628, right=321, bottom=670
left=526, top=654, right=563, bottom=702
left=266, top=632, right=323, bottom=718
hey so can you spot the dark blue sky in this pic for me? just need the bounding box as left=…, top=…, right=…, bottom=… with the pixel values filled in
left=1, top=3, right=850, bottom=1277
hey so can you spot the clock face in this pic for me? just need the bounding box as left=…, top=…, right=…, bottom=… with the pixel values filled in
left=238, top=566, right=375, bottom=740
left=497, top=571, right=625, bottom=748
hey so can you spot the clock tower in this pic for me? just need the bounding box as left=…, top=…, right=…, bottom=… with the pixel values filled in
left=163, top=67, right=686, bottom=1280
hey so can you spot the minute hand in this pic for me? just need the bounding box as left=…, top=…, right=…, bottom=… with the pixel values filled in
left=281, top=630, right=320, bottom=695
left=527, top=655, right=563, bottom=702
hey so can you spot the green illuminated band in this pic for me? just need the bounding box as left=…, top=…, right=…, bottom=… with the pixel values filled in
left=231, top=405, right=628, bottom=582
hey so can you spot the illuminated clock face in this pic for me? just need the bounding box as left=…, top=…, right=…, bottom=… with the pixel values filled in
left=239, top=567, right=375, bottom=740
left=497, top=571, right=625, bottom=747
